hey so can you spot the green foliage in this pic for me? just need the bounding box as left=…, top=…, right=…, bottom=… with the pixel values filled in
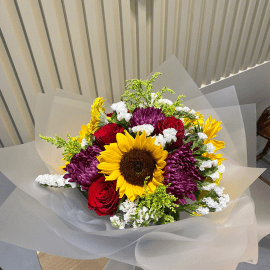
left=136, top=183, right=180, bottom=225
left=39, top=132, right=81, bottom=162
left=120, top=72, right=184, bottom=114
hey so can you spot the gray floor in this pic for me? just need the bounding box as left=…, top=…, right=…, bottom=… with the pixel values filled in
left=236, top=247, right=270, bottom=270
left=237, top=149, right=270, bottom=269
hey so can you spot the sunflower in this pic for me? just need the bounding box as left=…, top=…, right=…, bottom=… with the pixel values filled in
left=184, top=112, right=204, bottom=127
left=85, top=97, right=106, bottom=139
left=203, top=115, right=225, bottom=153
left=97, top=130, right=168, bottom=201
left=77, top=124, right=88, bottom=143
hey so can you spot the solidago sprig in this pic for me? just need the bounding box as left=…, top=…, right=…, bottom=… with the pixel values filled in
left=121, top=72, right=179, bottom=113
left=39, top=132, right=81, bottom=162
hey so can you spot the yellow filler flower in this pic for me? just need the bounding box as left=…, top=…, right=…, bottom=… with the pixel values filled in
left=97, top=130, right=168, bottom=201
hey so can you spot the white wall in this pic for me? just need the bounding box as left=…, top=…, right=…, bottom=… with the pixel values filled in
left=201, top=61, right=270, bottom=154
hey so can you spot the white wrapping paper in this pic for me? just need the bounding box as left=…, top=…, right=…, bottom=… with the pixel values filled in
left=0, top=56, right=269, bottom=270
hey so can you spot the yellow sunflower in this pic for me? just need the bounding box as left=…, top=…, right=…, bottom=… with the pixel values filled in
left=85, top=97, right=106, bottom=139
left=203, top=115, right=225, bottom=153
left=184, top=112, right=204, bottom=127
left=77, top=124, right=88, bottom=143
left=97, top=130, right=168, bottom=201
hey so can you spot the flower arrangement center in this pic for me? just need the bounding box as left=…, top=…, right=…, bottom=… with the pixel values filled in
left=120, top=149, right=156, bottom=186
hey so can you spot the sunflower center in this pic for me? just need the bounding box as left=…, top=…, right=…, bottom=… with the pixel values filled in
left=133, top=161, right=144, bottom=172
left=120, top=149, right=156, bottom=187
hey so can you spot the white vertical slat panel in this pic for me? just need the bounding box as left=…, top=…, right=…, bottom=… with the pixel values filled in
left=224, top=0, right=247, bottom=78
left=103, top=0, right=125, bottom=102
left=0, top=114, right=16, bottom=147
left=15, top=0, right=55, bottom=94
left=204, top=0, right=227, bottom=85
left=195, top=0, right=215, bottom=86
left=63, top=0, right=93, bottom=98
left=165, top=0, right=177, bottom=60
left=40, top=0, right=74, bottom=93
left=186, top=0, right=203, bottom=79
left=130, top=0, right=139, bottom=78
left=137, top=0, right=147, bottom=79
left=1, top=0, right=37, bottom=115
left=120, top=0, right=134, bottom=80
left=75, top=0, right=98, bottom=99
left=0, top=62, right=34, bottom=142
left=231, top=0, right=257, bottom=74
left=214, top=0, right=238, bottom=81
left=146, top=1, right=153, bottom=75
left=152, top=0, right=162, bottom=70
left=250, top=1, right=270, bottom=67
left=258, top=21, right=270, bottom=64
left=177, top=0, right=190, bottom=66
left=83, top=0, right=112, bottom=102
left=241, top=0, right=266, bottom=71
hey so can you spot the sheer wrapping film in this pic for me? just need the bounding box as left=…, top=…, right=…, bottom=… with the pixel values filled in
left=0, top=56, right=269, bottom=270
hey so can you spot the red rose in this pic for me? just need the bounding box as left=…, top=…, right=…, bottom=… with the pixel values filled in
left=94, top=123, right=124, bottom=148
left=88, top=175, right=120, bottom=216
left=157, top=116, right=185, bottom=150
left=106, top=112, right=115, bottom=117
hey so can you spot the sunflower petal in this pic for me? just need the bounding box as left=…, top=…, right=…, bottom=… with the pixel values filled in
left=210, top=139, right=225, bottom=152
left=133, top=132, right=141, bottom=149
left=116, top=174, right=125, bottom=189
left=124, top=130, right=135, bottom=147
left=117, top=133, right=131, bottom=152
left=147, top=181, right=156, bottom=193
left=105, top=170, right=121, bottom=181
left=97, top=162, right=119, bottom=173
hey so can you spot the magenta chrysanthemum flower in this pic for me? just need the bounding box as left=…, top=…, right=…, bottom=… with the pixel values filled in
left=164, top=142, right=202, bottom=205
left=129, top=107, right=166, bottom=131
left=63, top=144, right=102, bottom=190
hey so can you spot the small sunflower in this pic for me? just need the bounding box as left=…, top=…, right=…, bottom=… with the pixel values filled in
left=203, top=115, right=225, bottom=152
left=97, top=130, right=168, bottom=201
left=184, top=112, right=204, bottom=126
left=77, top=124, right=88, bottom=143
left=85, top=97, right=106, bottom=139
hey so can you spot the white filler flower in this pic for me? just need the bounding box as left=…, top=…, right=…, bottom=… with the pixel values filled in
left=131, top=124, right=155, bottom=136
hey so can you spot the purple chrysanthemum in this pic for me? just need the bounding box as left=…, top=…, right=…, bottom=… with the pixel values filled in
left=63, top=144, right=102, bottom=190
left=164, top=142, right=202, bottom=205
left=129, top=107, right=166, bottom=131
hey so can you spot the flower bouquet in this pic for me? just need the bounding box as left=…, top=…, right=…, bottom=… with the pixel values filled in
left=36, top=72, right=230, bottom=230
left=0, top=57, right=268, bottom=270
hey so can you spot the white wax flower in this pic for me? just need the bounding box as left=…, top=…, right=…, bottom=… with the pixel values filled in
left=189, top=109, right=195, bottom=115
left=81, top=138, right=88, bottom=147
left=163, top=128, right=177, bottom=143
left=213, top=185, right=225, bottom=196
left=183, top=106, right=190, bottom=112
left=111, top=101, right=127, bottom=113
left=197, top=132, right=208, bottom=140
left=196, top=206, right=210, bottom=215
left=202, top=183, right=217, bottom=191
left=35, top=174, right=77, bottom=188
left=218, top=164, right=225, bottom=173
left=152, top=134, right=166, bottom=148
left=209, top=171, right=220, bottom=181
left=199, top=160, right=212, bottom=171
left=132, top=124, right=155, bottom=136
left=175, top=106, right=183, bottom=111
left=211, top=160, right=218, bottom=167
left=158, top=98, right=173, bottom=105
left=202, top=197, right=219, bottom=208
left=206, top=143, right=215, bottom=154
